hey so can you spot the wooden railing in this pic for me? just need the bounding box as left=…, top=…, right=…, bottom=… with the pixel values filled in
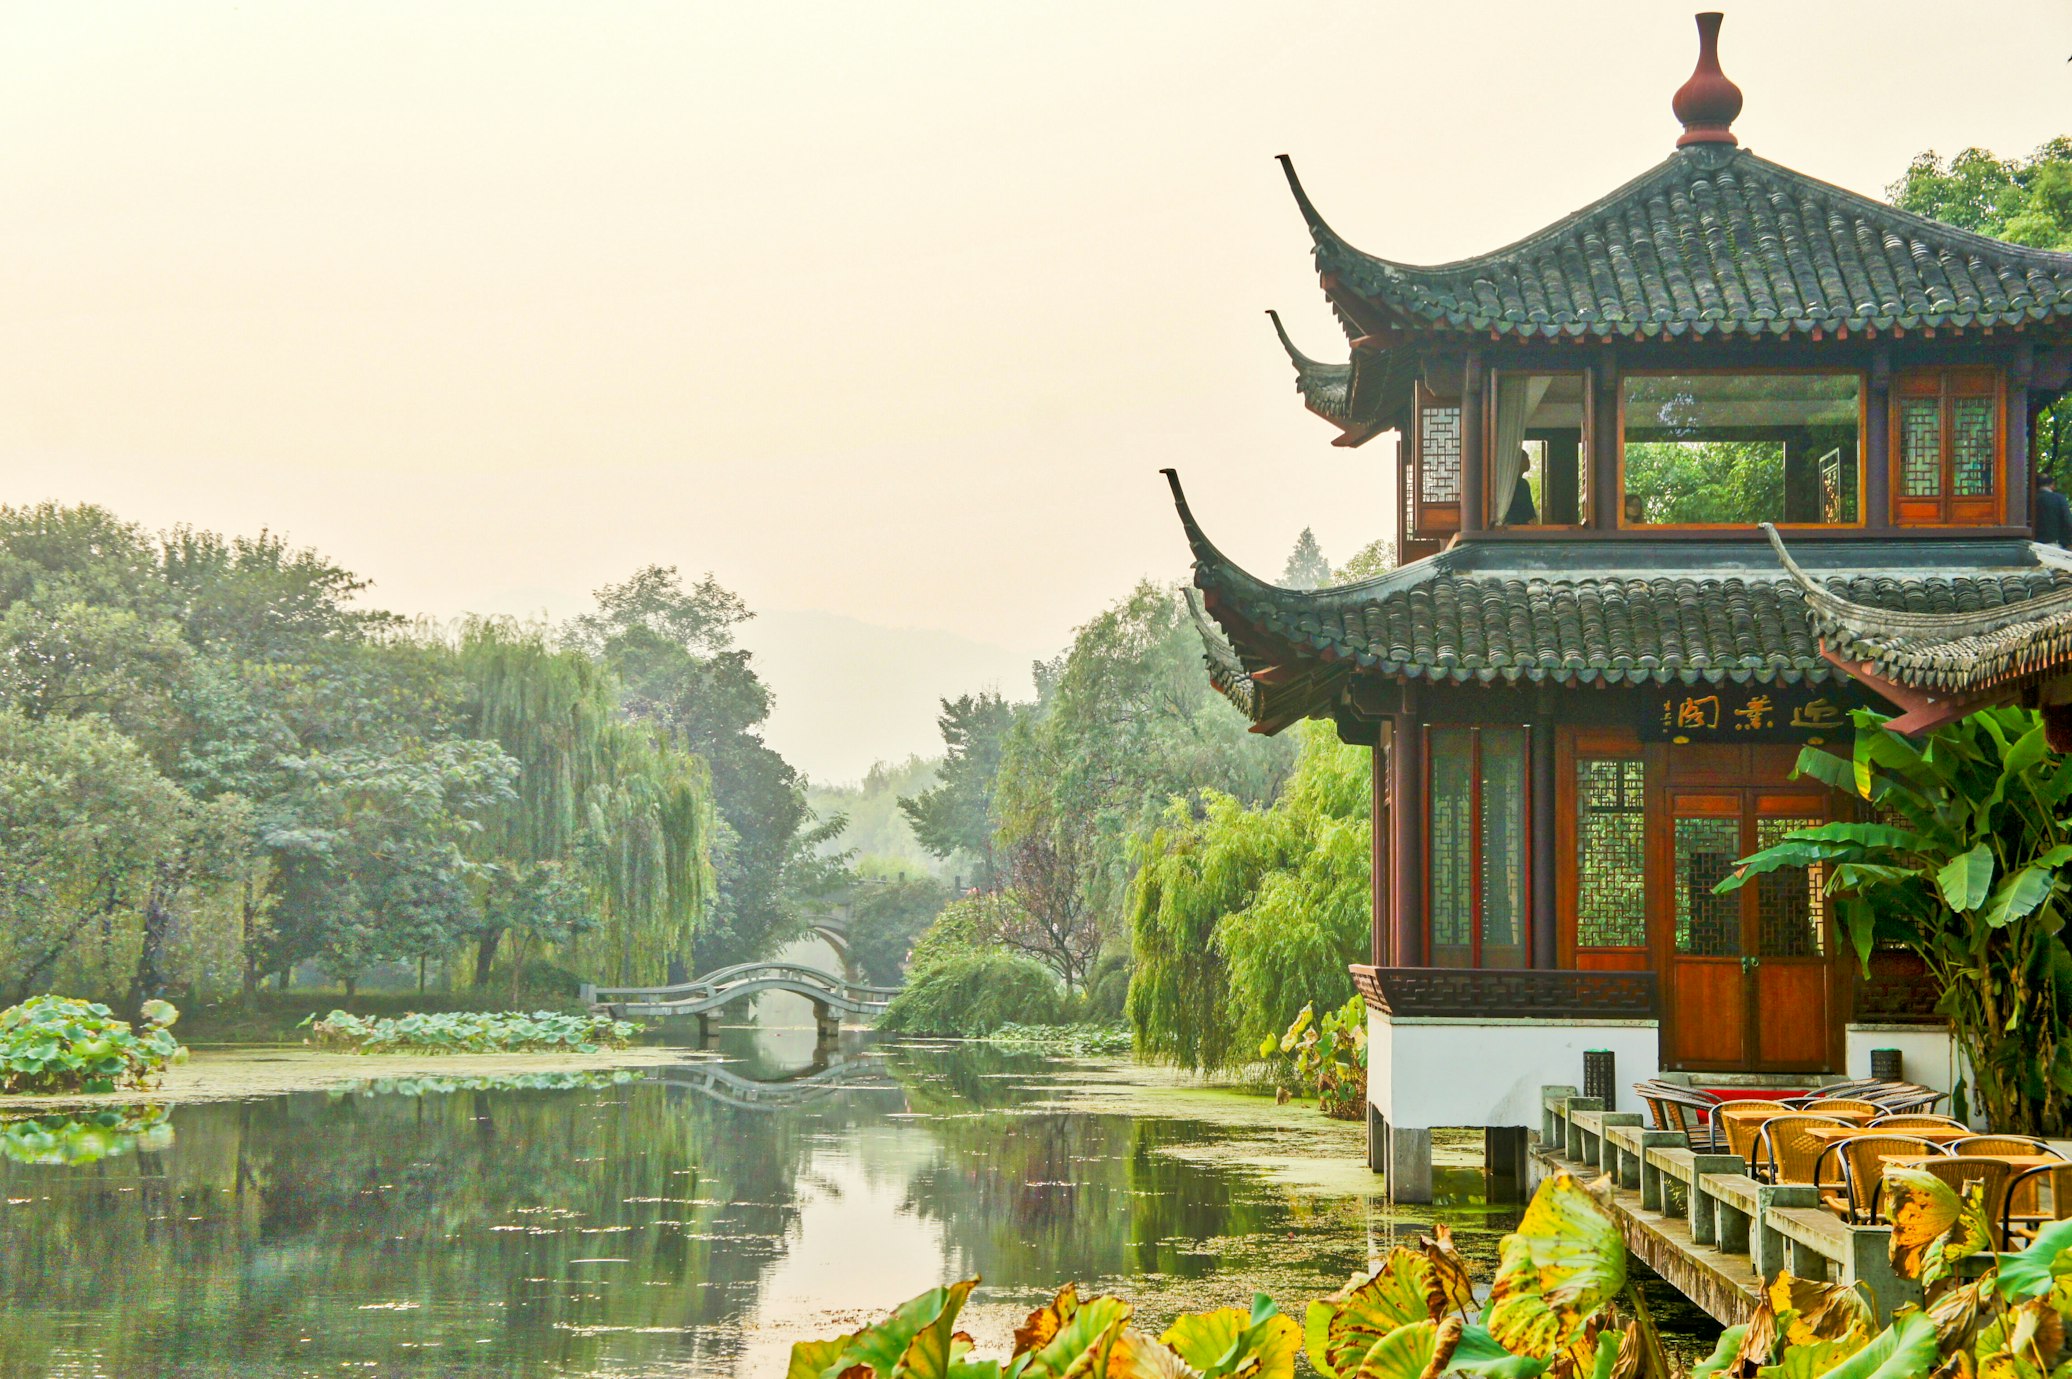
left=1351, top=966, right=1658, bottom=1020
left=1540, top=1086, right=1917, bottom=1325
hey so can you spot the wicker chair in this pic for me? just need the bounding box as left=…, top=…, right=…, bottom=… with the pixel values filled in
left=1755, top=1115, right=1849, bottom=1188
left=1911, top=1156, right=2019, bottom=1248
left=1864, top=1084, right=1950, bottom=1114
left=1829, top=1136, right=1949, bottom=1223
left=1717, top=1101, right=1796, bottom=1170
left=1794, top=1097, right=1884, bottom=1121
left=1866, top=1113, right=1968, bottom=1132
left=1950, top=1136, right=2061, bottom=1158
left=2004, top=1162, right=2072, bottom=1246
left=1634, top=1080, right=1725, bottom=1151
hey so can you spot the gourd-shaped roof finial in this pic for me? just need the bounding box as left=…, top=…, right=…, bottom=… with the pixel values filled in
left=1672, top=12, right=1742, bottom=148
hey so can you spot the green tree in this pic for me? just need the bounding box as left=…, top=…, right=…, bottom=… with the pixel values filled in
left=1127, top=722, right=1371, bottom=1071
left=1893, top=138, right=2072, bottom=484
left=992, top=582, right=1294, bottom=977
left=567, top=565, right=828, bottom=971
left=899, top=692, right=1017, bottom=886
left=1279, top=527, right=1331, bottom=590
left=1724, top=707, right=2072, bottom=1134
left=0, top=710, right=195, bottom=1005
left=841, top=871, right=950, bottom=986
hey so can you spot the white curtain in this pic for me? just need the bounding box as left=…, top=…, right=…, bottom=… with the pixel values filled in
left=1491, top=375, right=1553, bottom=524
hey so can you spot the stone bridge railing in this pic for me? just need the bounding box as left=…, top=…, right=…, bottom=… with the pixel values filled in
left=582, top=963, right=901, bottom=1038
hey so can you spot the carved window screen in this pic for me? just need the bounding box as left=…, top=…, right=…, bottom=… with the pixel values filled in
left=1426, top=726, right=1530, bottom=969
left=1673, top=816, right=1740, bottom=956
left=1755, top=815, right=1826, bottom=957
left=1575, top=758, right=1646, bottom=948
left=1409, top=383, right=1464, bottom=542
left=1893, top=369, right=2002, bottom=525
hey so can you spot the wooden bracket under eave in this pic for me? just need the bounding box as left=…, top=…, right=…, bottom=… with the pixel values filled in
left=1819, top=647, right=1991, bottom=736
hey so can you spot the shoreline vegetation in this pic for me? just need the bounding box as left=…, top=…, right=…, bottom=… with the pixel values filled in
left=0, top=1043, right=705, bottom=1110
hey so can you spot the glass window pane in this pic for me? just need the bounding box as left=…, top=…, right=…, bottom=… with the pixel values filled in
left=1576, top=759, right=1646, bottom=947
left=1492, top=374, right=1588, bottom=527
left=1953, top=397, right=1997, bottom=497
left=1673, top=816, right=1741, bottom=955
left=1755, top=816, right=1826, bottom=957
left=1428, top=730, right=1474, bottom=965
left=1899, top=398, right=1942, bottom=498
left=1478, top=728, right=1528, bottom=967
left=1621, top=374, right=1861, bottom=525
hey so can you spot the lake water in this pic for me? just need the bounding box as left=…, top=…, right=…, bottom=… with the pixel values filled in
left=0, top=1028, right=1690, bottom=1377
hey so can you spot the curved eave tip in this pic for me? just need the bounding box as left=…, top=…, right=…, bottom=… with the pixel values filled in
left=1276, top=154, right=1331, bottom=241
left=1161, top=468, right=1216, bottom=566
left=1265, top=309, right=1313, bottom=369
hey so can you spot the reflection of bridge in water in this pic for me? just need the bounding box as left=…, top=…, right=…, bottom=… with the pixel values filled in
left=644, top=1055, right=895, bottom=1112
left=583, top=961, right=900, bottom=1043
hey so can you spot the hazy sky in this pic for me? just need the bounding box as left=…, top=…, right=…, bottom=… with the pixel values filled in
left=3, top=3, right=2067, bottom=780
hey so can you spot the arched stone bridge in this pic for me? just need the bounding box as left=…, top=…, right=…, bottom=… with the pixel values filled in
left=582, top=961, right=900, bottom=1041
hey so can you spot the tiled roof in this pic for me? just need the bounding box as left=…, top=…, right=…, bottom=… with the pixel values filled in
left=1287, top=145, right=2072, bottom=341
left=1766, top=526, right=2072, bottom=695
left=1163, top=471, right=2072, bottom=729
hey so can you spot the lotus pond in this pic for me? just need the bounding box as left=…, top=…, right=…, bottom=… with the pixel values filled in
left=0, top=1025, right=1716, bottom=1376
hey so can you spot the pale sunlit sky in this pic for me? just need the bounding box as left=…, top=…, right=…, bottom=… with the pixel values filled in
left=2, top=3, right=2066, bottom=780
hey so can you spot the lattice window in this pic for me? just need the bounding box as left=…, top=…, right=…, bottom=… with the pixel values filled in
left=1479, top=729, right=1528, bottom=966
left=1428, top=730, right=1474, bottom=959
left=1900, top=398, right=1941, bottom=498
left=1953, top=396, right=1996, bottom=497
left=1420, top=404, right=1462, bottom=504
left=1576, top=759, right=1646, bottom=947
left=1755, top=816, right=1826, bottom=957
left=1673, top=816, right=1740, bottom=955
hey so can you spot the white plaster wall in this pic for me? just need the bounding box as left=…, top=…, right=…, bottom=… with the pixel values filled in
left=1368, top=1010, right=1660, bottom=1129
left=1845, top=1022, right=1980, bottom=1126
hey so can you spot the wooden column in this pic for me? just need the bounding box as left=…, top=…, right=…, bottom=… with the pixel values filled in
left=1371, top=725, right=1390, bottom=967
left=1460, top=354, right=1486, bottom=536
left=1592, top=350, right=1620, bottom=528
left=2011, top=343, right=2035, bottom=528
left=1865, top=345, right=1891, bottom=530
left=1530, top=717, right=1558, bottom=969
left=1390, top=709, right=1423, bottom=969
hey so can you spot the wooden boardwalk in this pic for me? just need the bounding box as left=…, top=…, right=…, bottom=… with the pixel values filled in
left=1535, top=1086, right=1917, bottom=1326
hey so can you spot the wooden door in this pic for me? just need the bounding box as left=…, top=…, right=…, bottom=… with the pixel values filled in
left=1663, top=789, right=1834, bottom=1072
left=1664, top=791, right=1747, bottom=1069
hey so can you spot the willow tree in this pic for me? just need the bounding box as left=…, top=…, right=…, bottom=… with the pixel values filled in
left=577, top=733, right=714, bottom=985
left=459, top=620, right=714, bottom=988
left=1126, top=721, right=1370, bottom=1071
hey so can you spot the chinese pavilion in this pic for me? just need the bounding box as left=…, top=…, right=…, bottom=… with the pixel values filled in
left=1172, top=13, right=2072, bottom=1199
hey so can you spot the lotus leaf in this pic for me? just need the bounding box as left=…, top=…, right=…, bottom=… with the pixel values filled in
left=0, top=995, right=186, bottom=1095
left=1158, top=1293, right=1298, bottom=1378
left=306, top=1009, right=636, bottom=1054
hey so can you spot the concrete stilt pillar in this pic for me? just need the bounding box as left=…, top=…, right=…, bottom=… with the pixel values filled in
left=1367, top=1105, right=1387, bottom=1175
left=1485, top=1127, right=1529, bottom=1202
left=1388, top=1126, right=1434, bottom=1205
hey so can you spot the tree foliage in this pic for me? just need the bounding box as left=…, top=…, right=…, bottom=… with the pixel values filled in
left=1278, top=528, right=1331, bottom=590
left=1127, top=722, right=1370, bottom=1071
left=993, top=582, right=1294, bottom=987
left=566, top=564, right=834, bottom=971
left=1894, top=137, right=2072, bottom=483
left=0, top=503, right=742, bottom=1009
left=899, top=692, right=1016, bottom=886
left=1724, top=706, right=2072, bottom=1134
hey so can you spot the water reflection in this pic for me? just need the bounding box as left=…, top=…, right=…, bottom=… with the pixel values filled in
left=0, top=1033, right=1520, bottom=1376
